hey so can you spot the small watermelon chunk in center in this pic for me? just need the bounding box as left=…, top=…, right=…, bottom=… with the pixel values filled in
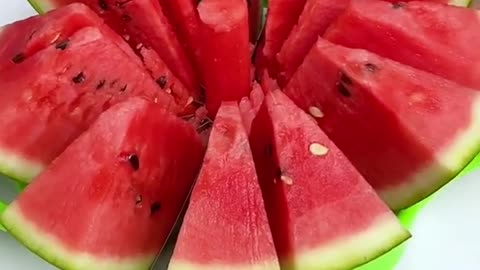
left=1, top=97, right=204, bottom=270
left=249, top=90, right=409, bottom=270
left=169, top=102, right=280, bottom=270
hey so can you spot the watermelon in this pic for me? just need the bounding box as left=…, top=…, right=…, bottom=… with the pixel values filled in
left=32, top=0, right=200, bottom=97
left=0, top=3, right=138, bottom=72
left=239, top=82, right=265, bottom=135
left=0, top=23, right=176, bottom=183
left=325, top=0, right=480, bottom=89
left=1, top=97, right=204, bottom=270
left=284, top=38, right=480, bottom=210
left=198, top=0, right=250, bottom=118
left=260, top=0, right=306, bottom=74
left=248, top=0, right=263, bottom=42
left=169, top=102, right=280, bottom=270
left=248, top=89, right=409, bottom=269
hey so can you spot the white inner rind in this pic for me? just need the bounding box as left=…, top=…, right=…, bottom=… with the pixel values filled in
left=380, top=95, right=480, bottom=210
left=0, top=147, right=45, bottom=183
left=282, top=214, right=410, bottom=270
left=449, top=0, right=472, bottom=7
left=169, top=259, right=280, bottom=270
left=1, top=203, right=156, bottom=270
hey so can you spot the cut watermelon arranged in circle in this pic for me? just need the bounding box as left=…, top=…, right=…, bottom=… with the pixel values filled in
left=325, top=0, right=480, bottom=89
left=169, top=102, right=280, bottom=270
left=0, top=9, right=177, bottom=183
left=2, top=0, right=480, bottom=269
left=1, top=98, right=204, bottom=270
left=285, top=38, right=480, bottom=210
left=248, top=90, right=410, bottom=269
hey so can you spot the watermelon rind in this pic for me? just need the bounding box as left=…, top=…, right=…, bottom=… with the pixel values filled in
left=452, top=0, right=472, bottom=7
left=1, top=203, right=156, bottom=270
left=169, top=260, right=280, bottom=270
left=381, top=97, right=480, bottom=210
left=0, top=148, right=44, bottom=183
left=27, top=0, right=52, bottom=14
left=282, top=215, right=410, bottom=270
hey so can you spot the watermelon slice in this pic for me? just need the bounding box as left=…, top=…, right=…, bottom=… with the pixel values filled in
left=260, top=0, right=306, bottom=74
left=1, top=97, right=204, bottom=270
left=0, top=3, right=139, bottom=72
left=0, top=25, right=176, bottom=183
left=325, top=0, right=480, bottom=89
left=31, top=0, right=200, bottom=97
left=248, top=89, right=409, bottom=269
left=197, top=0, right=250, bottom=118
left=284, top=38, right=480, bottom=210
left=169, top=102, right=280, bottom=270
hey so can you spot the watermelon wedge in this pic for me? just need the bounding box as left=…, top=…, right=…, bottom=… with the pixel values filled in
left=260, top=0, right=306, bottom=74
left=325, top=0, right=480, bottom=89
left=169, top=102, right=280, bottom=270
left=31, top=0, right=200, bottom=97
left=1, top=97, right=204, bottom=270
left=248, top=89, right=409, bottom=269
left=0, top=24, right=176, bottom=183
left=0, top=3, right=139, bottom=72
left=284, top=38, right=480, bottom=210
left=198, top=0, right=250, bottom=118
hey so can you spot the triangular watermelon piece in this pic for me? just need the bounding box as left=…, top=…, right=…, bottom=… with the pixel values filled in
left=0, top=25, right=176, bottom=183
left=197, top=0, right=251, bottom=118
left=284, top=38, right=480, bottom=210
left=1, top=97, right=204, bottom=270
left=325, top=0, right=480, bottom=89
left=33, top=0, right=200, bottom=97
left=248, top=89, right=409, bottom=269
left=169, top=102, right=280, bottom=270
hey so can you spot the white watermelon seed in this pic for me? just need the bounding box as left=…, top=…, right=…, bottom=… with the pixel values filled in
left=308, top=106, right=324, bottom=118
left=309, top=143, right=329, bottom=156
left=280, top=175, right=293, bottom=185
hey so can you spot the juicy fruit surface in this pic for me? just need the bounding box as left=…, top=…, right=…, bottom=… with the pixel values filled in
left=38, top=0, right=199, bottom=98
left=249, top=90, right=409, bottom=269
left=169, top=102, right=280, bottom=270
left=1, top=98, right=204, bottom=270
left=285, top=38, right=480, bottom=210
left=198, top=0, right=251, bottom=118
left=277, top=0, right=349, bottom=85
left=0, top=26, right=175, bottom=182
left=325, top=0, right=480, bottom=89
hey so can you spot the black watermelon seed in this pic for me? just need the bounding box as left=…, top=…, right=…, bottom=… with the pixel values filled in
left=392, top=2, right=406, bottom=9
left=99, top=0, right=108, bottom=10
left=96, top=80, right=106, bottom=90
left=156, top=76, right=168, bottom=89
left=72, top=72, right=86, bottom=84
left=12, top=53, right=25, bottom=64
left=339, top=72, right=352, bottom=85
left=128, top=154, right=140, bottom=171
left=264, top=143, right=273, bottom=157
left=337, top=82, right=351, bottom=97
left=121, top=14, right=132, bottom=22
left=150, top=202, right=161, bottom=215
left=120, top=84, right=128, bottom=92
left=135, top=194, right=142, bottom=205
left=365, top=63, right=378, bottom=72
left=55, top=39, right=69, bottom=50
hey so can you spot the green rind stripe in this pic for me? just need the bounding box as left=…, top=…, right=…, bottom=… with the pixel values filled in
left=0, top=201, right=6, bottom=232
left=27, top=0, right=45, bottom=14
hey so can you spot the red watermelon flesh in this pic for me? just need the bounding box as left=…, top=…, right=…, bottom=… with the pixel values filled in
left=1, top=97, right=204, bottom=270
left=325, top=0, right=480, bottom=89
left=248, top=90, right=409, bottom=269
left=284, top=38, right=480, bottom=210
left=0, top=26, right=176, bottom=183
left=169, top=102, right=280, bottom=270
left=239, top=82, right=264, bottom=135
left=35, top=0, right=200, bottom=96
left=197, top=0, right=250, bottom=118
left=0, top=3, right=138, bottom=72
left=261, top=0, right=306, bottom=75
